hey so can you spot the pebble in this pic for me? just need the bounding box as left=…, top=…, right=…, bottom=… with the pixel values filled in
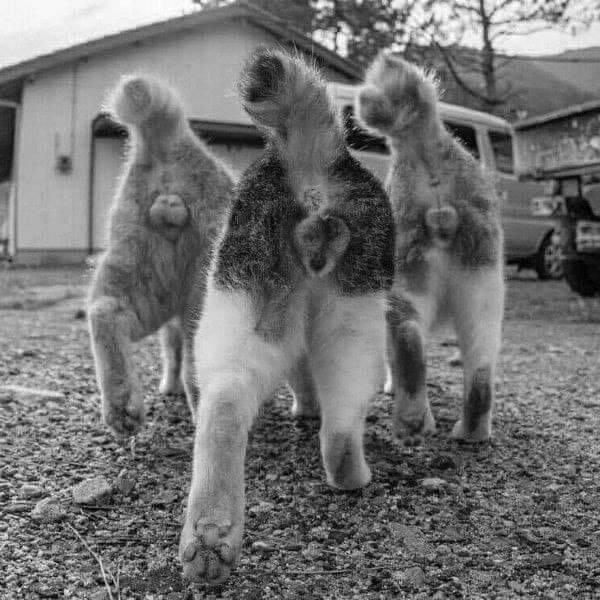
left=0, top=385, right=63, bottom=403
left=116, top=469, right=135, bottom=496
left=398, top=566, right=425, bottom=588
left=251, top=540, right=273, bottom=554
left=6, top=502, right=30, bottom=514
left=72, top=476, right=113, bottom=505
left=422, top=477, right=447, bottom=492
left=31, top=498, right=67, bottom=523
left=429, top=455, right=457, bottom=470
left=20, top=484, right=43, bottom=499
left=301, top=542, right=321, bottom=561
left=248, top=501, right=275, bottom=514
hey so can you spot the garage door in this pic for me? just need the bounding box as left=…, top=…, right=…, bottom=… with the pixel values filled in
left=92, top=136, right=125, bottom=251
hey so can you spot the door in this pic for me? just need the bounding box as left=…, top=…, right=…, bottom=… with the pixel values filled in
left=92, top=136, right=125, bottom=252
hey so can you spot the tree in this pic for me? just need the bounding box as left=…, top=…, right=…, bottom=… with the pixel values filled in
left=193, top=0, right=316, bottom=33
left=194, top=0, right=417, bottom=67
left=315, top=1, right=416, bottom=65
left=416, top=0, right=574, bottom=111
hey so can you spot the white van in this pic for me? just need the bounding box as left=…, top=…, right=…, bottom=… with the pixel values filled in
left=329, top=83, right=561, bottom=279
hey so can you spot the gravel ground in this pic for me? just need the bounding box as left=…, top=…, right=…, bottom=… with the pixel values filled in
left=0, top=267, right=599, bottom=599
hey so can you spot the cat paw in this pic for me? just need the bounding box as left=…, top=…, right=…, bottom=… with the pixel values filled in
left=394, top=407, right=436, bottom=445
left=180, top=516, right=242, bottom=585
left=103, top=399, right=144, bottom=441
left=451, top=419, right=491, bottom=442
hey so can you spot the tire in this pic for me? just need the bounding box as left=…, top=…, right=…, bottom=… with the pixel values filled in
left=535, top=233, right=563, bottom=280
left=563, top=260, right=598, bottom=297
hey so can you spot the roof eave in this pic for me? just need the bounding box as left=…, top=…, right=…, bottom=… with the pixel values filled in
left=515, top=99, right=600, bottom=130
left=0, top=1, right=361, bottom=87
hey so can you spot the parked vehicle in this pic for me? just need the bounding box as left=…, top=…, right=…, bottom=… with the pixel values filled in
left=551, top=178, right=600, bottom=296
left=330, top=83, right=561, bottom=279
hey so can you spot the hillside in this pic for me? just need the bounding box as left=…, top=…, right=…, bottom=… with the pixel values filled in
left=424, top=51, right=595, bottom=120
left=530, top=46, right=600, bottom=95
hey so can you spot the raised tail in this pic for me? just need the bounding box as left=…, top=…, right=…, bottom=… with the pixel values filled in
left=356, top=52, right=440, bottom=138
left=106, top=74, right=189, bottom=147
left=237, top=47, right=345, bottom=186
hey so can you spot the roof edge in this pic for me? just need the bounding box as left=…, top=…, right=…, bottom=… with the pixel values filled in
left=515, top=98, right=600, bottom=130
left=0, top=1, right=361, bottom=87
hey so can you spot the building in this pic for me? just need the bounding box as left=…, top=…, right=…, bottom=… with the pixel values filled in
left=514, top=99, right=600, bottom=181
left=0, top=1, right=359, bottom=265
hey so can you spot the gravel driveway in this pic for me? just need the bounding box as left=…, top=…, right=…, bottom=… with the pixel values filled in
left=0, top=267, right=599, bottom=599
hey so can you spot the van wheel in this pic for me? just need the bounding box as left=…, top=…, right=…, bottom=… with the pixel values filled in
left=535, top=233, right=563, bottom=280
left=563, top=260, right=598, bottom=297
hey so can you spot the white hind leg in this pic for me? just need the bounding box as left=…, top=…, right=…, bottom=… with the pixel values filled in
left=451, top=267, right=504, bottom=441
left=288, top=354, right=319, bottom=419
left=308, top=292, right=386, bottom=490
left=159, top=318, right=184, bottom=396
left=180, top=286, right=302, bottom=584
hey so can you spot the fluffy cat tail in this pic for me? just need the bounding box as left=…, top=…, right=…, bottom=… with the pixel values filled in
left=107, top=74, right=188, bottom=140
left=356, top=51, right=439, bottom=138
left=237, top=47, right=344, bottom=181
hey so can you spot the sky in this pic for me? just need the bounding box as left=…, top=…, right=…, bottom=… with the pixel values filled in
left=1, top=0, right=599, bottom=70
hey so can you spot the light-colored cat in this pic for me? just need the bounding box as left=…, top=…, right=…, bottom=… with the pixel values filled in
left=179, top=48, right=395, bottom=584
left=357, top=52, right=505, bottom=444
left=88, top=75, right=233, bottom=439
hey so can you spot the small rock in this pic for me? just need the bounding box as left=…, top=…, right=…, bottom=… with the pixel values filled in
left=248, top=501, right=275, bottom=515
left=17, top=349, right=37, bottom=358
left=429, top=455, right=456, bottom=470
left=74, top=308, right=87, bottom=320
left=398, top=566, right=425, bottom=588
left=151, top=490, right=178, bottom=506
left=116, top=470, right=135, bottom=496
left=31, top=497, right=67, bottom=523
left=6, top=502, right=30, bottom=514
left=89, top=588, right=109, bottom=600
left=422, top=477, right=447, bottom=492
left=536, top=553, right=563, bottom=568
left=0, top=385, right=63, bottom=403
left=389, top=524, right=433, bottom=559
left=251, top=540, right=274, bottom=554
left=301, top=542, right=321, bottom=561
left=72, top=476, right=113, bottom=505
left=20, top=484, right=43, bottom=499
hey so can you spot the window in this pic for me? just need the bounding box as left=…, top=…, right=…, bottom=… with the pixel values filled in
left=342, top=106, right=389, bottom=155
left=444, top=121, right=480, bottom=160
left=489, top=130, right=514, bottom=174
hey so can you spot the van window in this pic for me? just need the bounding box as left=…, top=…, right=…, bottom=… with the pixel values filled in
left=489, top=130, right=514, bottom=174
left=444, top=121, right=480, bottom=160
left=342, top=106, right=389, bottom=154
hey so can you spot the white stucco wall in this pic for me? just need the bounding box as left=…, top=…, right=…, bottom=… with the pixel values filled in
left=15, top=19, right=349, bottom=256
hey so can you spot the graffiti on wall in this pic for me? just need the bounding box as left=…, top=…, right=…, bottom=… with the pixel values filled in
left=517, top=110, right=600, bottom=174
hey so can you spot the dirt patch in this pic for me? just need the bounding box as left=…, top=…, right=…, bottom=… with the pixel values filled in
left=0, top=269, right=599, bottom=599
left=0, top=266, right=88, bottom=310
